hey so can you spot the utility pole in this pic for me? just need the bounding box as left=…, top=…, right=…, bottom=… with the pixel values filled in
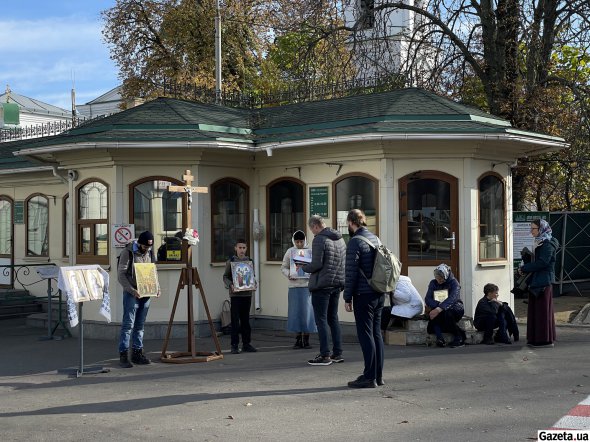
left=215, top=0, right=222, bottom=104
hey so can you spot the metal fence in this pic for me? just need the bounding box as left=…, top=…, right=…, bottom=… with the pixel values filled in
left=549, top=212, right=590, bottom=295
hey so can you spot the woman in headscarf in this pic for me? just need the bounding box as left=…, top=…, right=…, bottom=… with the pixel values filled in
left=424, top=263, right=466, bottom=348
left=281, top=230, right=317, bottom=349
left=519, top=219, right=559, bottom=348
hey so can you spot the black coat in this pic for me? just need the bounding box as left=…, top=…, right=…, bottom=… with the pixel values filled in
left=343, top=227, right=380, bottom=302
left=302, top=228, right=346, bottom=292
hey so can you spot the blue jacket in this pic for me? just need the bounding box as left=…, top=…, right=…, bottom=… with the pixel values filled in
left=343, top=227, right=381, bottom=302
left=302, top=227, right=346, bottom=292
left=521, top=237, right=559, bottom=291
left=424, top=271, right=464, bottom=315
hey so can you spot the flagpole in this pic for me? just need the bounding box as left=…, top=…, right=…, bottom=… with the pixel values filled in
left=215, top=0, right=222, bottom=104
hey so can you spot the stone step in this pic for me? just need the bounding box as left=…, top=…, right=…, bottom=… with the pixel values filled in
left=0, top=303, right=42, bottom=319
left=384, top=328, right=484, bottom=346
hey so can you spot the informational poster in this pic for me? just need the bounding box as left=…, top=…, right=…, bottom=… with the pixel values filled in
left=513, top=211, right=549, bottom=268
left=309, top=187, right=329, bottom=217
left=134, top=263, right=160, bottom=297
left=112, top=224, right=135, bottom=248
left=13, top=200, right=24, bottom=224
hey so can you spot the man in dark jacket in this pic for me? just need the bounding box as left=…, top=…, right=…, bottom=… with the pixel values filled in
left=474, top=283, right=518, bottom=345
left=302, top=215, right=346, bottom=366
left=117, top=231, right=158, bottom=368
left=343, top=209, right=385, bottom=388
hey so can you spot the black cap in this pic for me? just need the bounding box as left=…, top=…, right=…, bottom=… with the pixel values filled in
left=138, top=231, right=154, bottom=246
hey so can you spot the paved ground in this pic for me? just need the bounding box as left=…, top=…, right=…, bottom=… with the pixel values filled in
left=1, top=316, right=589, bottom=442
left=513, top=293, right=590, bottom=324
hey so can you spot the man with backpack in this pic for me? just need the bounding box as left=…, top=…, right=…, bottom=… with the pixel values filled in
left=343, top=209, right=388, bottom=388
left=117, top=230, right=158, bottom=368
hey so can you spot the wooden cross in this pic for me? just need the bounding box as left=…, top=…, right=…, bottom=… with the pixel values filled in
left=167, top=170, right=208, bottom=211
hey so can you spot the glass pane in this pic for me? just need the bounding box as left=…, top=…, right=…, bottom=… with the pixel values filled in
left=335, top=176, right=377, bottom=242
left=212, top=181, right=247, bottom=262
left=64, top=196, right=70, bottom=257
left=95, top=224, right=108, bottom=256
left=79, top=182, right=107, bottom=219
left=134, top=180, right=184, bottom=262
left=407, top=179, right=451, bottom=261
left=268, top=181, right=305, bottom=260
left=27, top=196, right=49, bottom=256
left=479, top=175, right=505, bottom=259
left=0, top=199, right=11, bottom=255
left=81, top=227, right=91, bottom=253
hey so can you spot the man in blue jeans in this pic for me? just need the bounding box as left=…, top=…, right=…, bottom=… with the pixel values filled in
left=117, top=231, right=158, bottom=368
left=302, top=215, right=346, bottom=366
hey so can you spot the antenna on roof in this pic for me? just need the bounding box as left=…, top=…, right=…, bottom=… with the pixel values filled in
left=71, top=70, right=77, bottom=127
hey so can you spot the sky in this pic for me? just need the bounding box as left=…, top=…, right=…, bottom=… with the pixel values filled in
left=0, top=0, right=119, bottom=111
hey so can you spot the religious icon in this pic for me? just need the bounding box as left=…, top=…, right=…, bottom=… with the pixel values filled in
left=83, top=269, right=105, bottom=300
left=289, top=249, right=312, bottom=279
left=134, top=263, right=160, bottom=297
left=64, top=269, right=90, bottom=303
left=230, top=261, right=256, bottom=292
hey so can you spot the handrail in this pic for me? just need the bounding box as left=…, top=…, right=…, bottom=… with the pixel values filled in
left=0, top=263, right=58, bottom=294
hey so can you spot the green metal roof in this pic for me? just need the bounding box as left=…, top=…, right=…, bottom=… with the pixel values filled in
left=1, top=88, right=565, bottom=162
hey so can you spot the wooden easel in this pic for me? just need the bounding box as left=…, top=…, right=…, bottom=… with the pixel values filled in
left=160, top=170, right=223, bottom=363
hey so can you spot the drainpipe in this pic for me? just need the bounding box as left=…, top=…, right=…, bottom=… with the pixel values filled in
left=253, top=209, right=261, bottom=311
left=51, top=165, right=68, bottom=184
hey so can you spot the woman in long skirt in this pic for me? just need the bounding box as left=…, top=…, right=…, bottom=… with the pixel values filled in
left=281, top=230, right=317, bottom=349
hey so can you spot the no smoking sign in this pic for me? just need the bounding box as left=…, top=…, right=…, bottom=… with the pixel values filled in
left=112, top=224, right=135, bottom=248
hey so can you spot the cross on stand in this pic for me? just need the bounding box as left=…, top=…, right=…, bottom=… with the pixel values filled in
left=160, top=170, right=223, bottom=363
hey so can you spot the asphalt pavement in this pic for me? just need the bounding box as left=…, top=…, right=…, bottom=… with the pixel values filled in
left=1, top=318, right=589, bottom=442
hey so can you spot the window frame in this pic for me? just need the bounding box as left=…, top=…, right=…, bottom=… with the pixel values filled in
left=332, top=172, right=379, bottom=238
left=210, top=178, right=250, bottom=263
left=129, top=176, right=188, bottom=264
left=76, top=178, right=109, bottom=265
left=266, top=177, right=306, bottom=262
left=0, top=195, right=14, bottom=259
left=477, top=172, right=507, bottom=262
left=25, top=193, right=50, bottom=258
left=63, top=193, right=70, bottom=258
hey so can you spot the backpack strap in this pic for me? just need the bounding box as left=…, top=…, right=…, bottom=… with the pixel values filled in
left=354, top=235, right=378, bottom=282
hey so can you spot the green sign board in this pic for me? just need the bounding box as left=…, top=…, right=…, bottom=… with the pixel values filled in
left=14, top=200, right=24, bottom=224
left=309, top=186, right=329, bottom=217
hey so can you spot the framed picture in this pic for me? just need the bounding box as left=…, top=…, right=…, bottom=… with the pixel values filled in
left=134, top=263, right=160, bottom=297
left=290, top=249, right=312, bottom=279
left=231, top=260, right=256, bottom=292
left=83, top=269, right=104, bottom=300
left=64, top=269, right=90, bottom=303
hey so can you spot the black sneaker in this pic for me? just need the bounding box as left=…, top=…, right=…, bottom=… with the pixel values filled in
left=449, top=339, right=465, bottom=348
left=376, top=378, right=385, bottom=386
left=119, top=351, right=133, bottom=368
left=131, top=349, right=151, bottom=365
left=347, top=375, right=377, bottom=388
left=308, top=354, right=332, bottom=366
left=435, top=338, right=446, bottom=348
left=482, top=338, right=495, bottom=345
left=242, top=343, right=258, bottom=352
left=330, top=354, right=344, bottom=363
left=230, top=346, right=241, bottom=354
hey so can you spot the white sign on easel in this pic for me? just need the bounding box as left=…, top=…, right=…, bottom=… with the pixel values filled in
left=112, top=224, right=135, bottom=248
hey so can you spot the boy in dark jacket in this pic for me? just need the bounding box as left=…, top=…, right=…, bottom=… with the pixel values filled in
left=474, top=283, right=519, bottom=345
left=223, top=239, right=257, bottom=354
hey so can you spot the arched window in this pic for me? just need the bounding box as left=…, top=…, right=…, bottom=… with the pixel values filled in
left=333, top=173, right=378, bottom=242
left=26, top=194, right=49, bottom=257
left=0, top=196, right=13, bottom=287
left=77, top=180, right=108, bottom=264
left=267, top=178, right=305, bottom=261
left=130, top=177, right=186, bottom=263
left=478, top=173, right=506, bottom=260
left=211, top=178, right=249, bottom=262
